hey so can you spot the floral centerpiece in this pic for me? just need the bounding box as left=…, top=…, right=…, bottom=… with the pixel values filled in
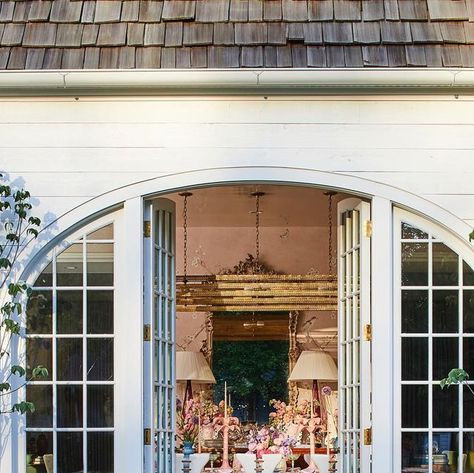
left=176, top=398, right=201, bottom=446
left=247, top=425, right=296, bottom=459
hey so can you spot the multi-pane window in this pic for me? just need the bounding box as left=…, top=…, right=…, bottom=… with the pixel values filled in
left=400, top=222, right=474, bottom=472
left=26, top=224, right=114, bottom=473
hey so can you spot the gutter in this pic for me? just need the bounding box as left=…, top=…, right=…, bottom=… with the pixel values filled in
left=0, top=68, right=473, bottom=95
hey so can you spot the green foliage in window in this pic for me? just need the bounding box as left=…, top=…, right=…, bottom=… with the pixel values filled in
left=0, top=174, right=47, bottom=415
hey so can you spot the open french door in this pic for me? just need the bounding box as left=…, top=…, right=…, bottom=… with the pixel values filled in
left=144, top=199, right=176, bottom=473
left=338, top=199, right=372, bottom=473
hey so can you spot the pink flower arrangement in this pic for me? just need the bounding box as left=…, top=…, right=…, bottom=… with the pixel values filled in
left=176, top=398, right=200, bottom=443
left=247, top=426, right=296, bottom=458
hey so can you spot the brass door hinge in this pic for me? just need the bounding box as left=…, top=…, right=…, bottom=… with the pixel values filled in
left=364, top=324, right=372, bottom=341
left=364, top=220, right=373, bottom=238
left=144, top=324, right=151, bottom=341
left=364, top=427, right=372, bottom=446
left=144, top=220, right=151, bottom=238
left=144, top=428, right=152, bottom=445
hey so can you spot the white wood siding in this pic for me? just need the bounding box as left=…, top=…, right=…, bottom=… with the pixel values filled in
left=1, top=95, right=474, bottom=226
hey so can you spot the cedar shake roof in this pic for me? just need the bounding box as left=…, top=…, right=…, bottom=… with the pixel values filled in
left=1, top=0, right=474, bottom=69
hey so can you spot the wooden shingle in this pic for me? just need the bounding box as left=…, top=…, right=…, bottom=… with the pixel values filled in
left=353, top=21, right=381, bottom=43
left=7, top=46, right=26, bottom=69
left=326, top=45, right=345, bottom=66
left=191, top=46, right=207, bottom=66
left=23, top=23, right=57, bottom=47
left=122, top=1, right=139, bottom=21
left=264, top=45, right=277, bottom=66
left=43, top=48, right=63, bottom=68
left=119, top=46, right=135, bottom=68
left=196, top=0, right=230, bottom=22
left=440, top=22, right=466, bottom=43
left=424, top=44, right=442, bottom=65
left=99, top=47, right=120, bottom=68
left=282, top=0, right=308, bottom=21
left=411, top=21, right=443, bottom=42
left=144, top=23, right=165, bottom=45
left=323, top=22, right=353, bottom=44
left=441, top=44, right=462, bottom=65
left=362, top=0, right=384, bottom=21
left=288, top=23, right=304, bottom=42
left=264, top=1, right=282, bottom=21
left=291, top=44, right=307, bottom=67
left=56, top=24, right=83, bottom=47
left=162, top=1, right=196, bottom=21
left=165, top=22, right=183, bottom=46
left=235, top=23, right=267, bottom=44
left=308, top=0, right=333, bottom=21
left=82, top=24, right=99, bottom=46
left=362, top=45, right=388, bottom=65
left=249, top=0, right=263, bottom=21
left=136, top=46, right=161, bottom=67
left=97, top=23, right=127, bottom=46
left=26, top=48, right=45, bottom=69
left=208, top=46, right=239, bottom=67
left=384, top=0, right=400, bottom=21
left=307, top=45, right=326, bottom=66
left=62, top=48, right=85, bottom=68
left=241, top=45, right=263, bottom=66
left=381, top=21, right=412, bottom=43
left=303, top=23, right=323, bottom=44
left=127, top=23, right=145, bottom=45
left=276, top=45, right=292, bottom=66
left=82, top=1, right=96, bottom=23
left=95, top=1, right=123, bottom=23
left=28, top=1, right=52, bottom=22
left=1, top=24, right=25, bottom=47
left=214, top=23, right=234, bottom=45
left=183, top=23, right=213, bottom=45
left=13, top=2, right=32, bottom=22
left=0, top=47, right=9, bottom=69
left=405, top=44, right=427, bottom=65
left=50, top=0, right=83, bottom=23
left=0, top=3, right=15, bottom=23
left=464, top=22, right=474, bottom=43
left=84, top=47, right=100, bottom=67
left=161, top=46, right=176, bottom=66
left=387, top=44, right=407, bottom=65
left=459, top=44, right=474, bottom=66
left=267, top=23, right=287, bottom=44
left=398, top=0, right=429, bottom=20
left=344, top=45, right=363, bottom=66
left=139, top=1, right=163, bottom=22
left=334, top=1, right=361, bottom=21
left=176, top=47, right=191, bottom=67
left=230, top=0, right=248, bottom=22
left=427, top=0, right=468, bottom=20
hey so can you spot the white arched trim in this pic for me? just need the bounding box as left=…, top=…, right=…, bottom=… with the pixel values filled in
left=20, top=165, right=474, bottom=279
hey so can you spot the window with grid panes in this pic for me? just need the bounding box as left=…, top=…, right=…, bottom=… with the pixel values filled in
left=400, top=222, right=474, bottom=472
left=26, top=224, right=114, bottom=473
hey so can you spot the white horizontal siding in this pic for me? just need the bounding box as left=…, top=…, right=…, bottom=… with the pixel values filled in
left=1, top=96, right=474, bottom=225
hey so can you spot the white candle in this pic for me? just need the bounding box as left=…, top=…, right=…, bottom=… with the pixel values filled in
left=310, top=391, right=314, bottom=419
left=229, top=393, right=231, bottom=409
left=224, top=381, right=228, bottom=419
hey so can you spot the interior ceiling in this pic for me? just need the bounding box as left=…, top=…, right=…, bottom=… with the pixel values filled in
left=167, top=185, right=349, bottom=228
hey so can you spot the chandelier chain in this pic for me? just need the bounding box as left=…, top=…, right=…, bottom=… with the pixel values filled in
left=180, top=192, right=192, bottom=284
left=256, top=193, right=260, bottom=264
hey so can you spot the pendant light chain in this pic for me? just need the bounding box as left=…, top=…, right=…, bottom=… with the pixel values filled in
left=325, top=191, right=337, bottom=273
left=179, top=191, right=192, bottom=284
left=252, top=191, right=264, bottom=266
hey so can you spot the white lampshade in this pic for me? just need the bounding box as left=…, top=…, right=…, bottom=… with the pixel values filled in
left=288, top=350, right=338, bottom=382
left=176, top=351, right=216, bottom=384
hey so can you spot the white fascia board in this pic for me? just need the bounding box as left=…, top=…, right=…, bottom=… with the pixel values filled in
left=0, top=68, right=473, bottom=95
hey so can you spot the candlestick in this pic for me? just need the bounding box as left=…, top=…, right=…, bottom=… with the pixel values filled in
left=224, top=381, right=227, bottom=419
left=198, top=409, right=202, bottom=454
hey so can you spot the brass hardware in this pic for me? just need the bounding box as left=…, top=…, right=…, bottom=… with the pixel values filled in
left=144, top=324, right=151, bottom=341
left=144, top=428, right=151, bottom=445
left=364, top=220, right=373, bottom=238
left=364, top=324, right=372, bottom=341
left=144, top=220, right=151, bottom=238
left=364, top=427, right=372, bottom=446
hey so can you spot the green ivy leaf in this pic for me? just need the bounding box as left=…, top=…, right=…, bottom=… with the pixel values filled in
left=32, top=365, right=49, bottom=378
left=470, top=230, right=474, bottom=242
left=11, top=365, right=26, bottom=377
left=3, top=319, right=20, bottom=334
left=0, top=382, right=11, bottom=392
left=12, top=401, right=35, bottom=415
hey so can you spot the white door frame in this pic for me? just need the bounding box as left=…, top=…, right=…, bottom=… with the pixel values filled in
left=12, top=165, right=474, bottom=473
